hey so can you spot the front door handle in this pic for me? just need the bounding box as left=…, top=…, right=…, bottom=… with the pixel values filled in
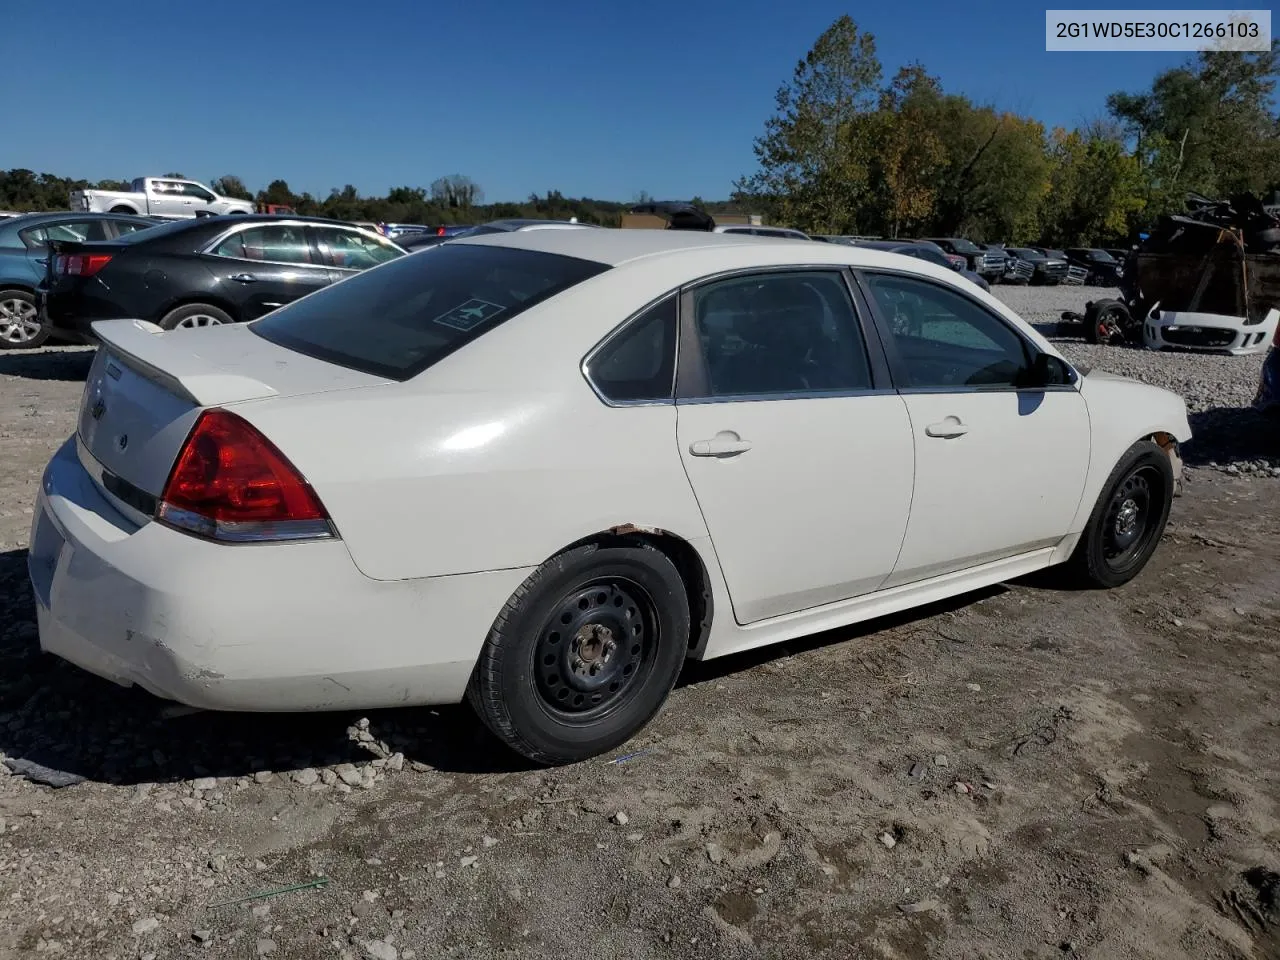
left=229, top=273, right=258, bottom=283
left=689, top=433, right=752, bottom=458
left=924, top=417, right=968, bottom=438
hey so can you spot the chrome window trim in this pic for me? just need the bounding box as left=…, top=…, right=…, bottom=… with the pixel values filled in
left=580, top=290, right=681, bottom=407
left=676, top=386, right=895, bottom=405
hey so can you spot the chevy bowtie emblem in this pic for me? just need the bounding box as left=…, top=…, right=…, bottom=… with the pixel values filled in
left=90, top=399, right=106, bottom=420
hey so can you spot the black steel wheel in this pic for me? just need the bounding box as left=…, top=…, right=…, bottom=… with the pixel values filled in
left=532, top=578, right=657, bottom=719
left=1100, top=467, right=1160, bottom=572
left=468, top=541, right=691, bottom=765
left=1067, top=440, right=1174, bottom=588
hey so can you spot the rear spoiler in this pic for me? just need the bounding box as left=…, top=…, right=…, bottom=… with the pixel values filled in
left=90, top=318, right=280, bottom=407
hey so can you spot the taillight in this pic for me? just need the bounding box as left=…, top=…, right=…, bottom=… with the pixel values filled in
left=157, top=409, right=334, bottom=543
left=437, top=226, right=446, bottom=235
left=60, top=254, right=113, bottom=276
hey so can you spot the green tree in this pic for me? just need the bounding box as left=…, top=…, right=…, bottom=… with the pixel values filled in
left=430, top=175, right=482, bottom=209
left=1038, top=128, right=1145, bottom=245
left=735, top=15, right=882, bottom=232
left=1109, top=41, right=1280, bottom=211
left=211, top=175, right=253, bottom=200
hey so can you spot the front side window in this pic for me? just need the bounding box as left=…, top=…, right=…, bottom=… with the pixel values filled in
left=252, top=244, right=610, bottom=380
left=313, top=227, right=403, bottom=271
left=691, top=272, right=872, bottom=397
left=180, top=182, right=216, bottom=202
left=212, top=225, right=314, bottom=264
left=863, top=273, right=1030, bottom=389
left=586, top=296, right=676, bottom=402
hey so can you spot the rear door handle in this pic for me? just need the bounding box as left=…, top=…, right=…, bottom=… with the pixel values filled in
left=924, top=417, right=968, bottom=438
left=690, top=434, right=753, bottom=457
left=229, top=273, right=258, bottom=283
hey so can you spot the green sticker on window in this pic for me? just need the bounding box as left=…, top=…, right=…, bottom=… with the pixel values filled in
left=432, top=299, right=506, bottom=331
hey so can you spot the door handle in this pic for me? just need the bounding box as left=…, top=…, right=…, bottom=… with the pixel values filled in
left=229, top=273, right=258, bottom=283
left=924, top=417, right=968, bottom=438
left=35, top=258, right=47, bottom=266
left=689, top=433, right=752, bottom=458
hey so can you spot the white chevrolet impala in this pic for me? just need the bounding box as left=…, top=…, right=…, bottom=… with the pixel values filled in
left=29, top=229, right=1191, bottom=764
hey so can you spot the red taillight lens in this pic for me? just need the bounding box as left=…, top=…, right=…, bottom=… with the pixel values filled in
left=62, top=254, right=113, bottom=276
left=157, top=409, right=333, bottom=542
left=437, top=226, right=446, bottom=235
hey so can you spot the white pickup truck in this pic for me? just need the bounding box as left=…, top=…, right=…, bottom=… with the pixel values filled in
left=69, top=177, right=255, bottom=219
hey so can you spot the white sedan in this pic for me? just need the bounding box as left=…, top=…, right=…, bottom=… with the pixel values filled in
left=29, top=229, right=1191, bottom=764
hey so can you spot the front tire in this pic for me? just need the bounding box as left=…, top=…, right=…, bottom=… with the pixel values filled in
left=468, top=542, right=691, bottom=765
left=0, top=289, right=48, bottom=350
left=1067, top=440, right=1174, bottom=588
left=158, top=303, right=234, bottom=331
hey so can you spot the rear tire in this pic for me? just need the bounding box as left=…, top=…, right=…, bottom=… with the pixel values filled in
left=467, top=542, right=691, bottom=765
left=0, top=289, right=48, bottom=350
left=158, top=303, right=234, bottom=331
left=1066, top=440, right=1173, bottom=588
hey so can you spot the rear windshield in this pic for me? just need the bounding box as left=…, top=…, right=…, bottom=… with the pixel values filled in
left=947, top=239, right=980, bottom=254
left=251, top=243, right=610, bottom=380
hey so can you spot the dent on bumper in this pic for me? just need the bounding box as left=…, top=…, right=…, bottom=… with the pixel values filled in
left=29, top=437, right=533, bottom=712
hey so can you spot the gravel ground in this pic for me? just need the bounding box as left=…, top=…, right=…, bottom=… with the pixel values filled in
left=0, top=293, right=1278, bottom=960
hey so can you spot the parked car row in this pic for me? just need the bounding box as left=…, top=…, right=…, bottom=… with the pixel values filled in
left=1, top=212, right=159, bottom=348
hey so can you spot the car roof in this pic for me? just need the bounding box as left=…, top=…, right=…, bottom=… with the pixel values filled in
left=451, top=226, right=954, bottom=273
left=0, top=210, right=154, bottom=227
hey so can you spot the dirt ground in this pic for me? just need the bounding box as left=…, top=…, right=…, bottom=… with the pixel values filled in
left=1, top=335, right=1278, bottom=960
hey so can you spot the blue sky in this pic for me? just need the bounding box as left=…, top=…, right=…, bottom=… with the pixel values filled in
left=9, top=0, right=1198, bottom=202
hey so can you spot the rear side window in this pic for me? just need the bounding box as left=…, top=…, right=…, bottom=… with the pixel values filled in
left=691, top=271, right=873, bottom=397
left=585, top=296, right=677, bottom=402
left=251, top=243, right=610, bottom=380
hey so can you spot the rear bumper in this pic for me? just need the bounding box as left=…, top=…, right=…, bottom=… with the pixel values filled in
left=35, top=290, right=97, bottom=344
left=42, top=286, right=132, bottom=342
left=1143, top=308, right=1278, bottom=356
left=29, top=436, right=532, bottom=712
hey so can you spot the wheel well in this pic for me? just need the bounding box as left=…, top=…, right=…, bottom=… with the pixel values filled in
left=156, top=296, right=240, bottom=325
left=0, top=285, right=35, bottom=297
left=565, top=527, right=714, bottom=659
left=109, top=206, right=137, bottom=214
left=1144, top=431, right=1183, bottom=489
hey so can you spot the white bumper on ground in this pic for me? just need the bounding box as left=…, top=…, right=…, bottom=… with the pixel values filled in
left=28, top=437, right=532, bottom=712
left=1143, top=307, right=1279, bottom=355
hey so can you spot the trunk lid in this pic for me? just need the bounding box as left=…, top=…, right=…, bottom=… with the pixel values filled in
left=77, top=319, right=391, bottom=505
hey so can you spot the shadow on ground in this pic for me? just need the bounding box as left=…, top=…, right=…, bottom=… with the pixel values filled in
left=0, top=347, right=94, bottom=382
left=0, top=545, right=1009, bottom=785
left=1184, top=406, right=1280, bottom=467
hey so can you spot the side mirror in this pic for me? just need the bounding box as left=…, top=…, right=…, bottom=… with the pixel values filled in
left=1021, top=353, right=1074, bottom=388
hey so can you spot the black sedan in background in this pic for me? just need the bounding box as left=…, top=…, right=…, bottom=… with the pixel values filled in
left=41, top=215, right=405, bottom=338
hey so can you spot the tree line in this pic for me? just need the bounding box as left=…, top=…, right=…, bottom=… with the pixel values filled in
left=735, top=16, right=1280, bottom=244
left=0, top=169, right=740, bottom=230
left=3, top=18, right=1276, bottom=247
